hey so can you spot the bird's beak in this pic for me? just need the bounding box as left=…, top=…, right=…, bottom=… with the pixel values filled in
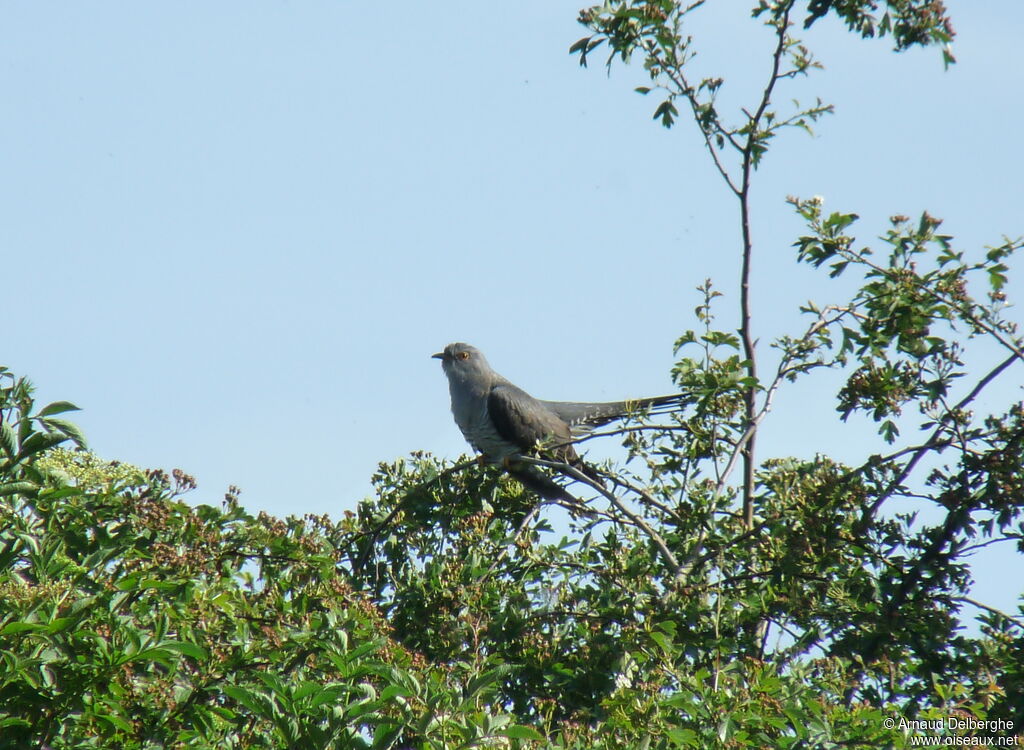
left=431, top=352, right=445, bottom=360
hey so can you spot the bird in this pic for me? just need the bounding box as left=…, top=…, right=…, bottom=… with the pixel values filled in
left=432, top=342, right=680, bottom=504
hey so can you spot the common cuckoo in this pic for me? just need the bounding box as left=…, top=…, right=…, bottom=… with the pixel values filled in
left=433, top=342, right=679, bottom=503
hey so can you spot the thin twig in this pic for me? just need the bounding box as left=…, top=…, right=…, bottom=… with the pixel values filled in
left=954, top=596, right=1024, bottom=630
left=959, top=536, right=1021, bottom=556
left=674, top=300, right=845, bottom=576
left=519, top=455, right=682, bottom=578
left=845, top=247, right=1024, bottom=364
left=604, top=470, right=687, bottom=526
left=484, top=505, right=541, bottom=578
left=857, top=351, right=1020, bottom=528
left=736, top=1, right=795, bottom=530
left=350, top=458, right=478, bottom=574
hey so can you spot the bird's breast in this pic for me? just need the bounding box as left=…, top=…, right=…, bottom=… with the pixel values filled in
left=458, top=401, right=517, bottom=460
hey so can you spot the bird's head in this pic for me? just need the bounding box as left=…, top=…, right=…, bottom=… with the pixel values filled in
left=432, top=342, right=491, bottom=383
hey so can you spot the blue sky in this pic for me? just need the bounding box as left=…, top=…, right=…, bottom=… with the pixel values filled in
left=3, top=2, right=1021, bottom=619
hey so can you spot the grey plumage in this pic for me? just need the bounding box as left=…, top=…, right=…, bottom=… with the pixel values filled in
left=432, top=342, right=679, bottom=503
left=541, top=396, right=682, bottom=433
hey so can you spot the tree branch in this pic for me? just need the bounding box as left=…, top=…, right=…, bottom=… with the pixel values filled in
left=520, top=455, right=683, bottom=578
left=736, top=2, right=795, bottom=528
left=857, top=351, right=1021, bottom=528
left=954, top=596, right=1024, bottom=630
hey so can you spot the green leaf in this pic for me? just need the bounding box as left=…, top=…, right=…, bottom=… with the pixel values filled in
left=223, top=685, right=268, bottom=715
left=46, top=617, right=75, bottom=634
left=379, top=684, right=412, bottom=702
left=309, top=685, right=350, bottom=709
left=0, top=421, right=16, bottom=456
left=293, top=681, right=322, bottom=702
left=162, top=640, right=208, bottom=661
left=568, top=36, right=592, bottom=55
left=880, top=419, right=899, bottom=444
left=93, top=712, right=133, bottom=733
left=499, top=725, right=545, bottom=741
left=650, top=630, right=674, bottom=654
left=37, top=400, right=81, bottom=417
left=988, top=263, right=1008, bottom=291
left=667, top=728, right=698, bottom=746
left=652, top=99, right=678, bottom=128
left=662, top=692, right=696, bottom=710
left=17, top=431, right=70, bottom=462
left=0, top=481, right=38, bottom=497
left=569, top=35, right=604, bottom=68
left=114, top=572, right=144, bottom=591
left=39, top=417, right=87, bottom=448
left=462, top=665, right=513, bottom=703
left=824, top=211, right=858, bottom=231
left=132, top=648, right=176, bottom=668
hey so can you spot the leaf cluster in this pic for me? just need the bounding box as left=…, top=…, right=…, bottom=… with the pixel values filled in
left=0, top=387, right=542, bottom=748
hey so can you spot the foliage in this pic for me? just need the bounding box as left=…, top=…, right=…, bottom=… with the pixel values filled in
left=3, top=1, right=1023, bottom=749
left=1, top=375, right=541, bottom=749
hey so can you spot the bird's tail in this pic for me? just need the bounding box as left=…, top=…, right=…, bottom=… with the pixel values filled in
left=570, top=456, right=605, bottom=486
left=541, top=394, right=682, bottom=430
left=505, top=464, right=595, bottom=517
left=506, top=464, right=575, bottom=502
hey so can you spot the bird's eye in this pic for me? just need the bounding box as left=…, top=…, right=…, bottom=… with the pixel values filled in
left=456, top=351, right=470, bottom=361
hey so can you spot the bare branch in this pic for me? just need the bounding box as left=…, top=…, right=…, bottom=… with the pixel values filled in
left=954, top=596, right=1024, bottom=631
left=636, top=37, right=743, bottom=194
left=736, top=2, right=796, bottom=528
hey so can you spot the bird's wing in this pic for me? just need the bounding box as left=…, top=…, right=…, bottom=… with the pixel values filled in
left=541, top=394, right=682, bottom=431
left=488, top=383, right=572, bottom=453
